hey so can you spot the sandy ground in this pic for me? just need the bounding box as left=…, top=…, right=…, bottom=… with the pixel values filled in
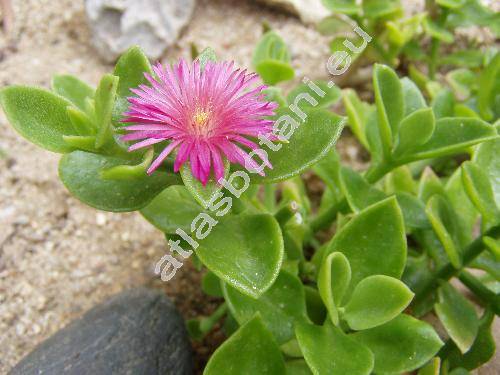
left=0, top=0, right=338, bottom=372
left=0, top=0, right=497, bottom=373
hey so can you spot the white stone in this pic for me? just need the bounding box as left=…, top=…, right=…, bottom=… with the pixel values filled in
left=85, top=0, right=196, bottom=62
left=258, top=0, right=330, bottom=24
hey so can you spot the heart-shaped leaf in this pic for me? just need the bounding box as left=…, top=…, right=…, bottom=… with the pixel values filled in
left=435, top=283, right=479, bottom=353
left=0, top=86, right=77, bottom=153
left=409, top=117, right=497, bottom=160
left=59, top=151, right=179, bottom=212
left=196, top=214, right=284, bottom=298
left=113, top=46, right=152, bottom=98
left=247, top=109, right=345, bottom=183
left=223, top=270, right=308, bottom=344
left=140, top=185, right=206, bottom=233
left=393, top=107, right=435, bottom=157
left=343, top=275, right=414, bottom=330
left=295, top=321, right=374, bottom=375
left=52, top=75, right=95, bottom=111
left=325, top=197, right=407, bottom=299
left=352, top=314, right=443, bottom=374
left=317, top=252, right=351, bottom=325
left=204, top=315, right=286, bottom=375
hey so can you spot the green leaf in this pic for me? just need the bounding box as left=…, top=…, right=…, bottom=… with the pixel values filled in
left=285, top=360, right=313, bottom=375
left=426, top=195, right=462, bottom=267
left=94, top=74, right=119, bottom=148
left=437, top=0, right=465, bottom=8
left=401, top=77, right=427, bottom=116
left=342, top=88, right=372, bottom=148
left=196, top=214, right=284, bottom=298
left=343, top=275, right=414, bottom=330
left=247, top=109, right=345, bottom=183
left=340, top=167, right=386, bottom=212
left=432, top=89, right=455, bottom=119
left=59, top=150, right=179, bottom=212
left=296, top=322, right=374, bottom=375
left=447, top=309, right=496, bottom=370
left=52, top=75, right=94, bottom=111
left=202, top=271, right=224, bottom=297
left=352, top=314, right=443, bottom=374
left=440, top=50, right=485, bottom=68
left=317, top=15, right=355, bottom=35
left=393, top=108, right=435, bottom=157
left=446, top=69, right=476, bottom=100
left=461, top=161, right=499, bottom=223
left=180, top=159, right=229, bottom=209
left=113, top=46, right=152, bottom=98
left=362, top=0, right=402, bottom=19
left=418, top=167, right=445, bottom=203
left=196, top=47, right=217, bottom=69
left=223, top=271, right=308, bottom=344
left=322, top=0, right=361, bottom=15
left=0, top=86, right=76, bottom=153
left=434, top=283, right=479, bottom=353
left=373, top=64, right=404, bottom=155
left=253, top=31, right=294, bottom=85
left=474, top=133, right=500, bottom=207
left=325, top=197, right=407, bottom=299
left=424, top=19, right=454, bottom=43
left=417, top=357, right=440, bottom=375
left=477, top=52, right=499, bottom=121
left=317, top=252, right=351, bottom=325
left=445, top=168, right=478, bottom=243
left=409, top=117, right=497, bottom=160
left=140, top=186, right=205, bottom=234
left=385, top=165, right=416, bottom=195
left=67, top=106, right=96, bottom=136
left=287, top=81, right=341, bottom=109
left=396, top=192, right=431, bottom=230
left=204, top=315, right=286, bottom=375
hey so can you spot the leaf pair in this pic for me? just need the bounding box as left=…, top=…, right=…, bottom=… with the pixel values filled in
left=319, top=252, right=414, bottom=330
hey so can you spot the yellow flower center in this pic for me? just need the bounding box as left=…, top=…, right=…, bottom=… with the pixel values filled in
left=193, top=108, right=211, bottom=127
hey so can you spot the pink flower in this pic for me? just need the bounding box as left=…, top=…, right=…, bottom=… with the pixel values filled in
left=121, top=59, right=277, bottom=185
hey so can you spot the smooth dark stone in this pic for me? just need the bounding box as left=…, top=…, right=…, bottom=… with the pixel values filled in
left=11, top=288, right=193, bottom=375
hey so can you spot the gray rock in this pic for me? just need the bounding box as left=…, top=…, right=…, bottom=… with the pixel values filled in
left=10, top=288, right=193, bottom=375
left=257, top=0, right=329, bottom=24
left=85, top=0, right=195, bottom=62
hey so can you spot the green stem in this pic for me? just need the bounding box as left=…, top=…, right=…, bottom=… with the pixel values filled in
left=199, top=303, right=228, bottom=333
left=412, top=225, right=500, bottom=309
left=310, top=198, right=349, bottom=233
left=364, top=162, right=394, bottom=184
left=428, top=38, right=440, bottom=80
left=274, top=201, right=298, bottom=228
left=458, top=270, right=500, bottom=315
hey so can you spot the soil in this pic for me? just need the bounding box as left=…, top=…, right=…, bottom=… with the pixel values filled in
left=0, top=0, right=497, bottom=374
